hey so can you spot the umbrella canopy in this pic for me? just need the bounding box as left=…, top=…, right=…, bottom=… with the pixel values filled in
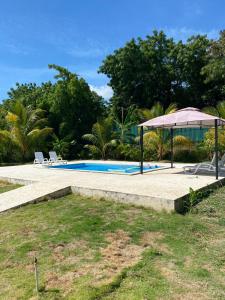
left=139, top=107, right=225, bottom=128
left=138, top=107, right=225, bottom=179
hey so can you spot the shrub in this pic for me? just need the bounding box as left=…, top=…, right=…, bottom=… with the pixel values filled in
left=173, top=149, right=207, bottom=163
left=113, top=144, right=140, bottom=161
left=203, top=128, right=225, bottom=157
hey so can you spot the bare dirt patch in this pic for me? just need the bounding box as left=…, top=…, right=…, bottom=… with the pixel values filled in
left=141, top=231, right=171, bottom=254
left=94, top=230, right=143, bottom=284
left=50, top=240, right=94, bottom=264
left=44, top=230, right=165, bottom=293
left=156, top=260, right=210, bottom=300
left=0, top=181, right=10, bottom=187
left=45, top=271, right=75, bottom=293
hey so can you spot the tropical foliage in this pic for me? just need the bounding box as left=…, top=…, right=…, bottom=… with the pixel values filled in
left=203, top=101, right=225, bottom=118
left=83, top=118, right=116, bottom=159
left=100, top=30, right=224, bottom=112
left=0, top=101, right=52, bottom=161
left=142, top=102, right=177, bottom=160
left=201, top=30, right=225, bottom=100
left=0, top=30, right=225, bottom=163
left=52, top=136, right=71, bottom=158
left=113, top=105, right=138, bottom=144
left=202, top=129, right=225, bottom=157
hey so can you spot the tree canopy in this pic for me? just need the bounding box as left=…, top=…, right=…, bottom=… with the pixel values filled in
left=100, top=30, right=225, bottom=112
left=0, top=65, right=106, bottom=161
left=0, top=29, right=224, bottom=163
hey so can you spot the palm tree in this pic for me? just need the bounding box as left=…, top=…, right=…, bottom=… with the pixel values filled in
left=173, top=135, right=194, bottom=153
left=114, top=105, right=138, bottom=144
left=139, top=102, right=177, bottom=120
left=203, top=101, right=225, bottom=118
left=83, top=117, right=116, bottom=159
left=144, top=131, right=194, bottom=161
left=141, top=102, right=177, bottom=160
left=0, top=101, right=53, bottom=161
left=203, top=101, right=225, bottom=157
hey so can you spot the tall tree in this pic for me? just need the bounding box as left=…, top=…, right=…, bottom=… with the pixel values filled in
left=100, top=31, right=176, bottom=112
left=99, top=30, right=222, bottom=110
left=46, top=64, right=106, bottom=156
left=201, top=30, right=225, bottom=102
left=175, top=35, right=212, bottom=107
left=5, top=82, right=54, bottom=109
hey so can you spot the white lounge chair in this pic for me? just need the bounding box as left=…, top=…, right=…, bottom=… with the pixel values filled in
left=34, top=152, right=50, bottom=165
left=219, top=153, right=225, bottom=169
left=183, top=153, right=225, bottom=175
left=49, top=151, right=67, bottom=164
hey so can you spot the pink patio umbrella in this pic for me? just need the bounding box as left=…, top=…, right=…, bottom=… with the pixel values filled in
left=138, top=107, right=225, bottom=179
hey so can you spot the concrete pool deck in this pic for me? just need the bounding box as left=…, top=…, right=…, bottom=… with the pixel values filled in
left=0, top=160, right=224, bottom=213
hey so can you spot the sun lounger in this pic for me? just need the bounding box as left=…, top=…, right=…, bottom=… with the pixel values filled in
left=34, top=152, right=50, bottom=165
left=49, top=151, right=67, bottom=164
left=183, top=153, right=225, bottom=175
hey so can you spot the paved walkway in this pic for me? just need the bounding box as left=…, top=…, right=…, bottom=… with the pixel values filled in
left=0, top=161, right=223, bottom=212
left=0, top=181, right=71, bottom=212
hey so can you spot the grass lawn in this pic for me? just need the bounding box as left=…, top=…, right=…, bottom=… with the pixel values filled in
left=0, top=187, right=225, bottom=299
left=0, top=180, right=21, bottom=193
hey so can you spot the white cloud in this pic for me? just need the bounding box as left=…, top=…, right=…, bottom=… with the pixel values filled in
left=62, top=38, right=111, bottom=58
left=89, top=84, right=113, bottom=100
left=67, top=46, right=108, bottom=58
left=164, top=27, right=219, bottom=41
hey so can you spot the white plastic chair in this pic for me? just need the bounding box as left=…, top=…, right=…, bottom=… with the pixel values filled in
left=49, top=151, right=67, bottom=164
left=34, top=152, right=50, bottom=165
left=183, top=153, right=225, bottom=175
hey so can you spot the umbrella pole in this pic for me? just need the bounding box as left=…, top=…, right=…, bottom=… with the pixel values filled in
left=215, top=120, right=219, bottom=180
left=170, top=128, right=174, bottom=168
left=140, top=126, right=144, bottom=174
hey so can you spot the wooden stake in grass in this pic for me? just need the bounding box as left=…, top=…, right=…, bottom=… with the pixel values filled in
left=34, top=257, right=39, bottom=294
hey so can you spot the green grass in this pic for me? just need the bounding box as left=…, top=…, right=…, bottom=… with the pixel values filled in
left=1, top=186, right=225, bottom=299
left=0, top=180, right=21, bottom=193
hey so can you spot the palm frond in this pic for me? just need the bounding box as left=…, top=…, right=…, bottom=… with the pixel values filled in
left=83, top=133, right=98, bottom=146
left=165, top=103, right=177, bottom=114
left=217, top=101, right=225, bottom=118
left=150, top=102, right=164, bottom=118
left=0, top=130, right=12, bottom=142
left=84, top=145, right=102, bottom=157
left=82, top=117, right=114, bottom=159
left=32, top=118, right=49, bottom=128
left=6, top=112, right=18, bottom=124
left=28, top=127, right=53, bottom=140
left=203, top=106, right=219, bottom=117
left=139, top=102, right=177, bottom=121
left=139, top=109, right=153, bottom=121
left=173, top=135, right=193, bottom=147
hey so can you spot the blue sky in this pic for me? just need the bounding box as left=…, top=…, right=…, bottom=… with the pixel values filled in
left=0, top=0, right=224, bottom=101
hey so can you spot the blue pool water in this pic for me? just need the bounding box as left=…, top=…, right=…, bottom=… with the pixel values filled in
left=50, top=162, right=162, bottom=174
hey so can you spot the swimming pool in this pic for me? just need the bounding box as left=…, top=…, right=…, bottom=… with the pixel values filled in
left=50, top=162, right=163, bottom=174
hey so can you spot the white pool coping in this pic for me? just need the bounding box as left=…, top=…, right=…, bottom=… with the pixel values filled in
left=49, top=162, right=170, bottom=175
left=0, top=160, right=224, bottom=213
